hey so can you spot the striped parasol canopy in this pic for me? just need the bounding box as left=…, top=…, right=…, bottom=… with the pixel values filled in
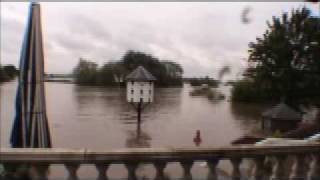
left=10, top=2, right=52, bottom=148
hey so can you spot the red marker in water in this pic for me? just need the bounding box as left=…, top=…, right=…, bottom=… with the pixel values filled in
left=193, top=130, right=202, bottom=147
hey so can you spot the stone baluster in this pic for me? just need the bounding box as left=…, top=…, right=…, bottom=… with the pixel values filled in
left=230, top=158, right=242, bottom=180
left=271, top=155, right=287, bottom=180
left=2, top=163, right=18, bottom=179
left=290, top=154, right=307, bottom=180
left=65, top=163, right=80, bottom=180
left=207, top=158, right=219, bottom=180
left=153, top=161, right=167, bottom=180
left=252, top=156, right=265, bottom=180
left=310, top=154, right=320, bottom=180
left=95, top=163, right=110, bottom=180
left=180, top=160, right=193, bottom=180
left=125, top=162, right=139, bottom=180
left=3, top=163, right=30, bottom=180
left=31, top=163, right=49, bottom=180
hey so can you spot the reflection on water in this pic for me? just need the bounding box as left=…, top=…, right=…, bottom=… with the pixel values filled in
left=230, top=102, right=267, bottom=121
left=230, top=101, right=270, bottom=134
left=126, top=129, right=151, bottom=148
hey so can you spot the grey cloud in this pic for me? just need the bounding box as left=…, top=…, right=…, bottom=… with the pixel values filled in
left=1, top=2, right=316, bottom=77
left=66, top=12, right=112, bottom=42
left=53, top=32, right=95, bottom=53
left=1, top=16, right=24, bottom=66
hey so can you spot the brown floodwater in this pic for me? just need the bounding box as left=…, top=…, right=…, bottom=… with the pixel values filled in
left=0, top=81, right=267, bottom=179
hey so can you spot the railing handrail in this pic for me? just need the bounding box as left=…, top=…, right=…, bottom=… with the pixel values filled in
left=1, top=143, right=320, bottom=163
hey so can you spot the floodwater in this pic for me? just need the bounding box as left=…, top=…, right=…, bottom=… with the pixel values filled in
left=0, top=81, right=267, bottom=179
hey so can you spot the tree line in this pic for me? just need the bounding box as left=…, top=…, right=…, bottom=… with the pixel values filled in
left=0, top=64, right=19, bottom=82
left=232, top=7, right=320, bottom=106
left=73, top=50, right=184, bottom=87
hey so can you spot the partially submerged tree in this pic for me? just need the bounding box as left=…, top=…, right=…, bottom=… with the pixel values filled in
left=0, top=64, right=18, bottom=82
left=121, top=50, right=184, bottom=87
left=73, top=51, right=184, bottom=87
left=73, top=58, right=98, bottom=85
left=3, top=65, right=19, bottom=79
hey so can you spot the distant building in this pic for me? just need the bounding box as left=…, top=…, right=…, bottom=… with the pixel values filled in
left=262, top=103, right=302, bottom=133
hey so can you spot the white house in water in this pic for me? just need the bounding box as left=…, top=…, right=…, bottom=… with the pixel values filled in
left=126, top=66, right=156, bottom=103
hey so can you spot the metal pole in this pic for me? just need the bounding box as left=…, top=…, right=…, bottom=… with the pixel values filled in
left=137, top=122, right=141, bottom=138
left=137, top=99, right=142, bottom=137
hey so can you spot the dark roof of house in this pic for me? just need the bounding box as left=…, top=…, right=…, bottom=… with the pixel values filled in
left=262, top=102, right=302, bottom=121
left=126, top=66, right=156, bottom=81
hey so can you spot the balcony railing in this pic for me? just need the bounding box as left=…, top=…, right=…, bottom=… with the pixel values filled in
left=1, top=144, right=320, bottom=180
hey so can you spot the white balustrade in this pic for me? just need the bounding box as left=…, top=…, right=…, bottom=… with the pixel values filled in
left=0, top=144, right=319, bottom=180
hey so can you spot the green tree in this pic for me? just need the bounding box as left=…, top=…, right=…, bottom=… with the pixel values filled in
left=73, top=58, right=98, bottom=85
left=235, top=7, right=320, bottom=105
left=121, top=50, right=183, bottom=87
left=162, top=61, right=183, bottom=78
left=96, top=62, right=126, bottom=86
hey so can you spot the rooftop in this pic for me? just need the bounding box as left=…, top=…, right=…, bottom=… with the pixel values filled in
left=262, top=102, right=302, bottom=121
left=126, top=66, right=156, bottom=82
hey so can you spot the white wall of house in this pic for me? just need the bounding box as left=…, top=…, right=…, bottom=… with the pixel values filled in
left=127, top=81, right=154, bottom=103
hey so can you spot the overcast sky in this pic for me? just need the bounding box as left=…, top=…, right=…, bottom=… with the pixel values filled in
left=1, top=2, right=319, bottom=79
